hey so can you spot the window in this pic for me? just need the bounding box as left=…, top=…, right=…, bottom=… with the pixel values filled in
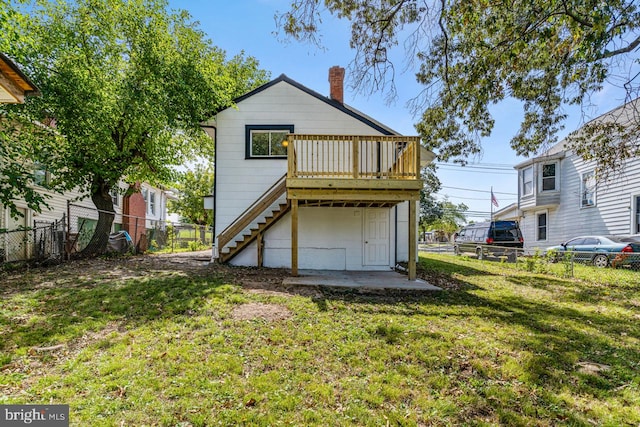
left=148, top=191, right=156, bottom=215
left=581, top=171, right=596, bottom=207
left=245, top=125, right=294, bottom=158
left=33, top=163, right=49, bottom=186
left=536, top=212, right=547, bottom=241
left=110, top=188, right=119, bottom=207
left=521, top=166, right=533, bottom=196
left=566, top=238, right=585, bottom=247
left=541, top=163, right=556, bottom=191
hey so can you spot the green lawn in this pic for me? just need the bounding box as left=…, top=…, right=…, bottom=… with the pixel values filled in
left=1, top=254, right=639, bottom=426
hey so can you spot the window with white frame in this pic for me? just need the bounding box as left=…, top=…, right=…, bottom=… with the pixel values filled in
left=245, top=125, right=293, bottom=158
left=148, top=191, right=156, bottom=216
left=110, top=188, right=119, bottom=207
left=541, top=163, right=557, bottom=191
left=521, top=166, right=533, bottom=196
left=581, top=171, right=596, bottom=207
left=536, top=212, right=547, bottom=241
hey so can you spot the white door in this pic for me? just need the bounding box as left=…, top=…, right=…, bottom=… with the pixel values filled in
left=364, top=209, right=389, bottom=266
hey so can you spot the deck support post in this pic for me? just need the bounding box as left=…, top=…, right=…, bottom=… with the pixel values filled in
left=291, top=199, right=299, bottom=276
left=408, top=199, right=417, bottom=280
left=257, top=232, right=264, bottom=267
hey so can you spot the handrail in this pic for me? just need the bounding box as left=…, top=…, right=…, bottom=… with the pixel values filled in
left=287, top=135, right=420, bottom=180
left=217, top=173, right=287, bottom=251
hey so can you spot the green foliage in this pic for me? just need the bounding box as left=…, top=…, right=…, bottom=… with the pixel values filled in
left=419, top=163, right=468, bottom=237
left=0, top=112, right=66, bottom=218
left=280, top=1, right=640, bottom=171
left=187, top=239, right=205, bottom=251
left=421, top=196, right=468, bottom=237
left=1, top=0, right=268, bottom=245
left=169, top=163, right=214, bottom=226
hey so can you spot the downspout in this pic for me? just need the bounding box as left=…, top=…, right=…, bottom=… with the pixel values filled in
left=200, top=124, right=217, bottom=260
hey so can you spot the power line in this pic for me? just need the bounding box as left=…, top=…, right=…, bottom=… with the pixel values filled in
left=435, top=162, right=516, bottom=172
left=437, top=194, right=517, bottom=202
left=440, top=185, right=517, bottom=196
left=437, top=166, right=517, bottom=175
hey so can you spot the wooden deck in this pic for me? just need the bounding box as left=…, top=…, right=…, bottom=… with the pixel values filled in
left=216, top=134, right=425, bottom=280
left=286, top=134, right=422, bottom=279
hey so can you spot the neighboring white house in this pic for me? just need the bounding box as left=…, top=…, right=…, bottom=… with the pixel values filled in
left=500, top=99, right=640, bottom=252
left=0, top=179, right=172, bottom=261
left=0, top=53, right=171, bottom=260
left=204, top=67, right=434, bottom=276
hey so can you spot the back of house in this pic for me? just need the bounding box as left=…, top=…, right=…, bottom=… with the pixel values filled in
left=209, top=68, right=432, bottom=274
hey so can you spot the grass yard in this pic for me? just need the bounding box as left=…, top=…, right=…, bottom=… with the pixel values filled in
left=1, top=253, right=639, bottom=426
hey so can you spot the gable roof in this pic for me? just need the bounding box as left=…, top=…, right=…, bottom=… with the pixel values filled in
left=514, top=97, right=640, bottom=169
left=0, top=52, right=39, bottom=103
left=219, top=74, right=398, bottom=136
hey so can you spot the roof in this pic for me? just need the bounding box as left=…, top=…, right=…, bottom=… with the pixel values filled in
left=216, top=74, right=398, bottom=136
left=0, top=52, right=39, bottom=103
left=514, top=97, right=640, bottom=169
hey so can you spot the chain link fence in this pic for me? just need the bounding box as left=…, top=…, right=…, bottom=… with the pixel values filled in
left=450, top=244, right=640, bottom=277
left=1, top=217, right=66, bottom=264
left=0, top=203, right=212, bottom=267
left=67, top=203, right=212, bottom=255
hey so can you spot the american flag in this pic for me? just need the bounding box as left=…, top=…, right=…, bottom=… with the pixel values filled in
left=491, top=190, right=499, bottom=208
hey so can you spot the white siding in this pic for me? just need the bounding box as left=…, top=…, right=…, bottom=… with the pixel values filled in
left=215, top=79, right=408, bottom=270
left=230, top=207, right=395, bottom=270
left=520, top=151, right=640, bottom=251
left=2, top=181, right=168, bottom=233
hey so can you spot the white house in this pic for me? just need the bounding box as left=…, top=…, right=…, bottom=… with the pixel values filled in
left=1, top=179, right=172, bottom=261
left=0, top=53, right=171, bottom=260
left=503, top=99, right=640, bottom=252
left=204, top=67, right=434, bottom=279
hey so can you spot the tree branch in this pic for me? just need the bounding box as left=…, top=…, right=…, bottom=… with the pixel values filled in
left=438, top=0, right=451, bottom=91
left=598, top=34, right=640, bottom=59
left=560, top=0, right=593, bottom=28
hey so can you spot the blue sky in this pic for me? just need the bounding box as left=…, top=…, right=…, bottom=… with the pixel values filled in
left=170, top=0, right=633, bottom=222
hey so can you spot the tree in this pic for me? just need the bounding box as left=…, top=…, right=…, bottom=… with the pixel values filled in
left=0, top=112, right=66, bottom=220
left=0, top=0, right=64, bottom=219
left=421, top=198, right=468, bottom=240
left=169, top=163, right=215, bottom=226
left=2, top=0, right=269, bottom=253
left=419, top=163, right=442, bottom=223
left=279, top=0, right=640, bottom=171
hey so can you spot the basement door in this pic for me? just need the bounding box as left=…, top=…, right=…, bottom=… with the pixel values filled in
left=363, top=209, right=390, bottom=266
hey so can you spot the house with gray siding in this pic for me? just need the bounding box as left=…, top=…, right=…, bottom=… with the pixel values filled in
left=503, top=100, right=640, bottom=252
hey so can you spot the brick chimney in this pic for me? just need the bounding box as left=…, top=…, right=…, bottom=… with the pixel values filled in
left=329, top=66, right=345, bottom=104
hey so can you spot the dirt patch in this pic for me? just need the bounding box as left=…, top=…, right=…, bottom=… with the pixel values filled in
left=231, top=303, right=292, bottom=322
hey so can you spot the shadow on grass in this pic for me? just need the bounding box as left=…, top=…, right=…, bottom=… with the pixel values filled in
left=0, top=273, right=231, bottom=352
left=310, top=260, right=639, bottom=398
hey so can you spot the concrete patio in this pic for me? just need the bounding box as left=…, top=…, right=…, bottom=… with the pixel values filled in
left=283, top=270, right=441, bottom=291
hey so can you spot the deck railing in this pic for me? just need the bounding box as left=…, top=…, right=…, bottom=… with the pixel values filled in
left=286, top=135, right=421, bottom=180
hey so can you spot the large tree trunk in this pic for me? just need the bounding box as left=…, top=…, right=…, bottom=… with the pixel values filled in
left=80, top=177, right=115, bottom=256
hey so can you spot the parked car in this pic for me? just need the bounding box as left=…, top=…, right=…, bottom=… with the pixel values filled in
left=545, top=235, right=640, bottom=268
left=453, top=220, right=524, bottom=259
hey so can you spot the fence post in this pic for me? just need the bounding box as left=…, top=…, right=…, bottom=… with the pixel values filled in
left=61, top=214, right=66, bottom=262
left=66, top=201, right=71, bottom=260
left=134, top=217, right=139, bottom=253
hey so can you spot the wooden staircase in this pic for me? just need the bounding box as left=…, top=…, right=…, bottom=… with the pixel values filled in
left=217, top=174, right=289, bottom=264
